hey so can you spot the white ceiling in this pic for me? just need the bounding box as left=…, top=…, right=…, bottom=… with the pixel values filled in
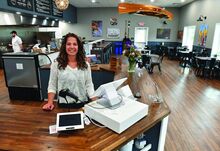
left=69, top=0, right=196, bottom=8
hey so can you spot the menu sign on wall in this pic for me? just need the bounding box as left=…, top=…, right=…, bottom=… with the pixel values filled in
left=52, top=1, right=63, bottom=17
left=7, top=0, right=33, bottom=11
left=34, top=0, right=51, bottom=15
left=7, top=0, right=63, bottom=18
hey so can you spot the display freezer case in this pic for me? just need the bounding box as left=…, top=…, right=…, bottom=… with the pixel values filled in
left=2, top=52, right=51, bottom=100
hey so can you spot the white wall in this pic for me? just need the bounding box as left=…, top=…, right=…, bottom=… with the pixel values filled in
left=179, top=0, right=220, bottom=48
left=58, top=7, right=180, bottom=42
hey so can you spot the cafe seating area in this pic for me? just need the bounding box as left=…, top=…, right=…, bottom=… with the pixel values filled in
left=194, top=56, right=220, bottom=79
left=135, top=44, right=220, bottom=80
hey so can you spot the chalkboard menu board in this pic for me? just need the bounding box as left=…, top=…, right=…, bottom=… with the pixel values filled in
left=34, top=0, right=51, bottom=15
left=52, top=1, right=63, bottom=17
left=7, top=0, right=33, bottom=11
left=7, top=0, right=64, bottom=18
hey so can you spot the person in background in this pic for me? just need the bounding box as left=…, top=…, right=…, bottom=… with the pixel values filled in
left=49, top=38, right=57, bottom=49
left=9, top=31, right=23, bottom=53
left=42, top=33, right=95, bottom=111
left=82, top=37, right=86, bottom=44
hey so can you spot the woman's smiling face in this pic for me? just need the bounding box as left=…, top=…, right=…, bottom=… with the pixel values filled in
left=66, top=37, right=78, bottom=56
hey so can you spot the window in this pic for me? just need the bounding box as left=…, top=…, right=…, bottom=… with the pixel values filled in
left=182, top=26, right=196, bottom=51
left=211, top=23, right=220, bottom=56
left=134, top=27, right=149, bottom=49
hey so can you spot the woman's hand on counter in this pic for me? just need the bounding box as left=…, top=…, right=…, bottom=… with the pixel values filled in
left=42, top=102, right=55, bottom=111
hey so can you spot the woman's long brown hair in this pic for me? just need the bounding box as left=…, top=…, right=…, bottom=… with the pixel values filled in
left=56, top=33, right=87, bottom=70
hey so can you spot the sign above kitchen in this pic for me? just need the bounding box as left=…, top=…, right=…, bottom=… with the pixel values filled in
left=34, top=0, right=51, bottom=15
left=52, top=1, right=63, bottom=17
left=7, top=0, right=65, bottom=19
left=7, top=0, right=33, bottom=11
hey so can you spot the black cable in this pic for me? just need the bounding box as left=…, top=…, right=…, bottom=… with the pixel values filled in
left=58, top=89, right=86, bottom=110
left=84, top=115, right=106, bottom=128
left=64, top=97, right=70, bottom=112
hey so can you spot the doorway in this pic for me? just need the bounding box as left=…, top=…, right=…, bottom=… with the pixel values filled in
left=134, top=27, right=149, bottom=49
left=182, top=26, right=196, bottom=51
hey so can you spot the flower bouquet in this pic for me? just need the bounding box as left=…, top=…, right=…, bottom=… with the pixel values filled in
left=123, top=44, right=141, bottom=72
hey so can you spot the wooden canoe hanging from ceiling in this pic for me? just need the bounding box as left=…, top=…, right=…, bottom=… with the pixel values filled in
left=118, top=3, right=173, bottom=20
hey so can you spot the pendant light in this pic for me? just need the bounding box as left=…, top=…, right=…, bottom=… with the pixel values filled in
left=54, top=0, right=69, bottom=11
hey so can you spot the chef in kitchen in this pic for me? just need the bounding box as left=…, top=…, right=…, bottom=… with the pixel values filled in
left=9, top=31, right=23, bottom=53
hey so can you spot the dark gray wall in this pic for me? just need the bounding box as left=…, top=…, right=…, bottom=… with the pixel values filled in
left=60, top=7, right=180, bottom=42
left=179, top=0, right=220, bottom=48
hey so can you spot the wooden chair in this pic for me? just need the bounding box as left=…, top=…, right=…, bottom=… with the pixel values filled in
left=203, top=58, right=216, bottom=78
left=213, top=61, right=220, bottom=79
left=148, top=54, right=165, bottom=73
left=195, top=58, right=207, bottom=77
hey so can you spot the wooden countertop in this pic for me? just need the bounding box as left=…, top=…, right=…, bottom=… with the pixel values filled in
left=0, top=63, right=170, bottom=151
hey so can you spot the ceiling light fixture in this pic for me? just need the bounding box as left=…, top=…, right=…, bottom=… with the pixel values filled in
left=54, top=0, right=69, bottom=11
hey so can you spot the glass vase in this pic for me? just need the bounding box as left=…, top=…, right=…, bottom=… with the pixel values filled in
left=128, top=60, right=136, bottom=72
left=146, top=81, right=163, bottom=104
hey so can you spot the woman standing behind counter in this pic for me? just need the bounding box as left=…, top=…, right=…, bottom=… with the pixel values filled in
left=42, top=33, right=95, bottom=111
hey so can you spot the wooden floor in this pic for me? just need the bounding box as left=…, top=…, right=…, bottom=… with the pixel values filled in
left=0, top=57, right=220, bottom=151
left=150, top=58, right=220, bottom=151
